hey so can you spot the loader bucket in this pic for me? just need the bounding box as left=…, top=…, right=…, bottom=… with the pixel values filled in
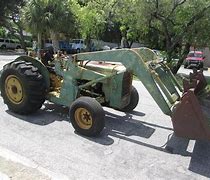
left=172, top=69, right=210, bottom=140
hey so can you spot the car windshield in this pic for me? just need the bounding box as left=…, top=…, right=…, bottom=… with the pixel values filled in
left=188, top=52, right=203, bottom=58
left=72, top=40, right=80, bottom=44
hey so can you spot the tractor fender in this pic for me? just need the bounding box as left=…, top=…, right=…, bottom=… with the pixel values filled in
left=11, top=56, right=50, bottom=90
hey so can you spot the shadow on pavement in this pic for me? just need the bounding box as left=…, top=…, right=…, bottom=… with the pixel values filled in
left=164, top=135, right=210, bottom=178
left=129, top=110, right=146, bottom=116
left=6, top=102, right=69, bottom=125
left=165, top=134, right=192, bottom=156
left=75, top=110, right=156, bottom=146
left=188, top=140, right=210, bottom=178
left=6, top=102, right=210, bottom=178
left=84, top=111, right=173, bottom=149
left=105, top=111, right=155, bottom=138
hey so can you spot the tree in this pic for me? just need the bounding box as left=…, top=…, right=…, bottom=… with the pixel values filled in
left=100, top=0, right=210, bottom=72
left=3, top=13, right=28, bottom=50
left=74, top=1, right=105, bottom=50
left=23, top=0, right=47, bottom=50
left=74, top=0, right=120, bottom=50
left=134, top=0, right=210, bottom=73
left=111, top=0, right=140, bottom=48
left=0, top=27, right=6, bottom=38
left=76, top=0, right=139, bottom=48
left=0, top=0, right=25, bottom=25
left=23, top=0, right=76, bottom=52
left=44, top=0, right=76, bottom=52
left=0, top=0, right=26, bottom=49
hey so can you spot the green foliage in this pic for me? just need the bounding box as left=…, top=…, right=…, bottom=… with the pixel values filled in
left=22, top=0, right=76, bottom=48
left=0, top=27, right=6, bottom=38
left=23, top=0, right=75, bottom=34
left=3, top=0, right=210, bottom=73
left=114, top=0, right=140, bottom=43
left=73, top=0, right=112, bottom=40
left=71, top=0, right=118, bottom=50
left=0, top=0, right=28, bottom=49
left=115, top=0, right=210, bottom=73
left=77, top=6, right=105, bottom=39
left=0, top=0, right=25, bottom=24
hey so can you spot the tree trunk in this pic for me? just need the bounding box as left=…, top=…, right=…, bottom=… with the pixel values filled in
left=128, top=41, right=133, bottom=48
left=171, top=42, right=191, bottom=74
left=121, top=37, right=130, bottom=48
left=18, top=29, right=26, bottom=51
left=37, top=32, right=42, bottom=59
left=51, top=31, right=59, bottom=53
left=85, top=35, right=91, bottom=52
left=37, top=32, right=42, bottom=49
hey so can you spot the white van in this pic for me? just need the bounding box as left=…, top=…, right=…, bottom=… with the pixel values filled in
left=0, top=38, right=22, bottom=49
left=70, top=39, right=86, bottom=53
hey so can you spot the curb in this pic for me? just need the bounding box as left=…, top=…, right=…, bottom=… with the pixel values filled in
left=0, top=52, right=25, bottom=56
left=0, top=50, right=26, bottom=56
left=0, top=146, right=69, bottom=180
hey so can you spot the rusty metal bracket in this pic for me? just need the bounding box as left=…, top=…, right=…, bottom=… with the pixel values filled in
left=183, top=68, right=207, bottom=95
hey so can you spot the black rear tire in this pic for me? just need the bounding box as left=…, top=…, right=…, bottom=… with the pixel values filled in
left=198, top=62, right=204, bottom=69
left=76, top=48, right=80, bottom=54
left=120, top=86, right=139, bottom=112
left=1, top=45, right=6, bottom=49
left=0, top=61, right=46, bottom=114
left=69, top=97, right=105, bottom=137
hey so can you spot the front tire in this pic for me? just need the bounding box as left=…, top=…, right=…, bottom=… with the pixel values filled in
left=120, top=86, right=139, bottom=112
left=198, top=62, right=204, bottom=69
left=1, top=45, right=6, bottom=49
left=69, top=97, right=105, bottom=136
left=0, top=61, right=46, bottom=114
left=76, top=48, right=80, bottom=54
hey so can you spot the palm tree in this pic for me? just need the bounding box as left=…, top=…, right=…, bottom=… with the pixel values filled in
left=23, top=0, right=76, bottom=53
left=45, top=0, right=76, bottom=52
left=23, top=0, right=46, bottom=50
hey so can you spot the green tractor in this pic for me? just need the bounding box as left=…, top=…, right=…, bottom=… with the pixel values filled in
left=0, top=48, right=210, bottom=140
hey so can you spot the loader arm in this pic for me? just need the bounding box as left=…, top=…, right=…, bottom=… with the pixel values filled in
left=73, top=47, right=182, bottom=116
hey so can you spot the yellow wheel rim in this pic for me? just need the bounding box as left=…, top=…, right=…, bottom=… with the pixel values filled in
left=5, top=75, right=24, bottom=104
left=74, top=108, right=93, bottom=130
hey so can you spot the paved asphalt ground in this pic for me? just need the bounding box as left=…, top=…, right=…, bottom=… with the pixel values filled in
left=0, top=54, right=210, bottom=180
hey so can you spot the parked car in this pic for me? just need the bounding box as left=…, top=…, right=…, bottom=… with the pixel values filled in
left=59, top=41, right=72, bottom=54
left=44, top=39, right=53, bottom=48
left=0, top=38, right=21, bottom=49
left=184, top=51, right=205, bottom=69
left=102, top=45, right=111, bottom=50
left=70, top=39, right=86, bottom=53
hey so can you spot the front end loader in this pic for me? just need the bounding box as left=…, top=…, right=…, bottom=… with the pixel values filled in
left=0, top=47, right=210, bottom=139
